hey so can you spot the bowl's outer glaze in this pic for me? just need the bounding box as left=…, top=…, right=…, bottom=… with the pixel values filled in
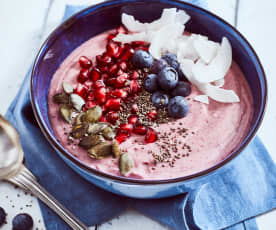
left=31, top=0, right=267, bottom=198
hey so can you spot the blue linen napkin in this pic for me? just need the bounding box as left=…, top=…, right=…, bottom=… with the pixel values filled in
left=5, top=1, right=276, bottom=229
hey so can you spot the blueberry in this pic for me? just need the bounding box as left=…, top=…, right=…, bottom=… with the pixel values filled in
left=157, top=67, right=178, bottom=90
left=176, top=66, right=187, bottom=81
left=161, top=53, right=179, bottom=70
left=144, top=74, right=158, bottom=92
left=0, top=207, right=6, bottom=227
left=171, top=81, right=191, bottom=97
left=151, top=91, right=169, bottom=108
left=131, top=50, right=154, bottom=68
left=168, top=96, right=189, bottom=118
left=150, top=59, right=168, bottom=74
left=12, top=213, right=33, bottom=230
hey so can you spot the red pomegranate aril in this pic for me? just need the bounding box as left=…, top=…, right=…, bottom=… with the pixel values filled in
left=131, top=104, right=138, bottom=114
left=90, top=68, right=101, bottom=82
left=113, top=45, right=124, bottom=59
left=84, top=101, right=96, bottom=110
left=131, top=70, right=140, bottom=80
left=109, top=64, right=118, bottom=76
left=119, top=123, right=133, bottom=133
left=111, top=89, right=128, bottom=99
left=129, top=80, right=141, bottom=94
left=99, top=115, right=107, bottom=122
left=133, top=124, right=148, bottom=135
left=131, top=41, right=148, bottom=47
left=117, top=69, right=124, bottom=76
left=95, top=87, right=107, bottom=104
left=116, top=26, right=128, bottom=35
left=107, top=33, right=116, bottom=41
left=106, top=111, right=119, bottom=124
left=101, top=73, right=110, bottom=81
left=118, top=61, right=128, bottom=72
left=94, top=80, right=105, bottom=89
left=84, top=80, right=93, bottom=90
left=120, top=47, right=135, bottom=61
left=115, top=132, right=129, bottom=144
left=128, top=115, right=139, bottom=124
left=98, top=65, right=109, bottom=73
left=106, top=78, right=117, bottom=86
left=74, top=83, right=88, bottom=99
left=79, top=56, right=92, bottom=68
left=148, top=110, right=157, bottom=121
left=105, top=98, right=121, bottom=111
left=115, top=73, right=128, bottom=88
left=96, top=55, right=102, bottom=66
left=145, top=128, right=158, bottom=143
left=78, top=68, right=90, bottom=83
left=101, top=54, right=113, bottom=66
left=86, top=91, right=95, bottom=101
left=106, top=41, right=119, bottom=57
left=135, top=46, right=149, bottom=52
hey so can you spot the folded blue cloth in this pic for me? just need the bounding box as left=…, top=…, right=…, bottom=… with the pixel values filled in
left=5, top=1, right=276, bottom=230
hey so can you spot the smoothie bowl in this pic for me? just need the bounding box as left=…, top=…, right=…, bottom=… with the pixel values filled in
left=31, top=0, right=267, bottom=198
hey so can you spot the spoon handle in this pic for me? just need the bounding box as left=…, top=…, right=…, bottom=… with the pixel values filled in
left=7, top=165, right=89, bottom=230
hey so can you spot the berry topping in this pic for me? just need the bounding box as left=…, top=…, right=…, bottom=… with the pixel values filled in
left=147, top=110, right=157, bottom=121
left=12, top=213, right=33, bottom=230
left=120, top=45, right=135, bottom=61
left=84, top=101, right=96, bottom=110
left=128, top=115, right=139, bottom=124
left=151, top=91, right=169, bottom=108
left=133, top=124, right=148, bottom=135
left=0, top=207, right=6, bottom=227
left=145, top=128, right=158, bottom=143
left=131, top=50, right=154, bottom=68
left=78, top=68, right=90, bottom=83
left=111, top=89, right=128, bottom=99
left=171, top=81, right=191, bottom=97
left=144, top=74, right=158, bottom=93
left=94, top=80, right=105, bottom=89
left=105, top=98, right=121, bottom=111
left=106, top=41, right=119, bottom=57
left=79, top=56, right=92, bottom=69
left=158, top=67, right=178, bottom=90
left=74, top=83, right=88, bottom=99
left=95, top=87, right=107, bottom=104
left=106, top=111, right=120, bottom=124
left=131, top=104, right=138, bottom=114
left=161, top=53, right=179, bottom=70
left=150, top=59, right=168, bottom=74
left=115, top=73, right=128, bottom=88
left=116, top=132, right=129, bottom=144
left=168, top=96, right=189, bottom=118
left=90, top=68, right=101, bottom=82
left=130, top=70, right=140, bottom=79
left=128, top=80, right=141, bottom=94
left=119, top=123, right=133, bottom=133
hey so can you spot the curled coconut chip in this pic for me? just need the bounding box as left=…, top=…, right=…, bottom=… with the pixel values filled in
left=193, top=38, right=219, bottom=64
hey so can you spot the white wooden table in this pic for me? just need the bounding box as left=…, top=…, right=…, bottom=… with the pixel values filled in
left=1, top=0, right=276, bottom=229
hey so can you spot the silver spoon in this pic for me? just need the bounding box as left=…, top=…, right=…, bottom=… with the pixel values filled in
left=0, top=115, right=89, bottom=230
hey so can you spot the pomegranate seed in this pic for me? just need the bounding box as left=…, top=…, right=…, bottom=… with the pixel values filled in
left=98, top=65, right=109, bottom=73
left=111, top=89, right=128, bottom=99
left=78, top=68, right=90, bottom=83
left=94, top=80, right=105, bottom=89
left=84, top=101, right=96, bottom=110
left=133, top=124, right=148, bottom=135
left=115, top=132, right=129, bottom=144
left=107, top=33, right=116, bottom=41
left=118, top=61, right=128, bottom=72
left=128, top=80, right=141, bottom=94
left=115, top=73, right=128, bottom=88
left=131, top=104, right=138, bottom=114
left=145, top=128, right=158, bottom=143
left=119, top=123, right=133, bottom=133
left=96, top=55, right=102, bottom=66
left=99, top=115, right=107, bottom=122
left=86, top=91, right=95, bottom=101
left=106, top=41, right=119, bottom=57
left=84, top=80, right=93, bottom=90
left=131, top=41, right=148, bottom=47
left=79, top=56, right=92, bottom=68
left=117, top=69, right=124, bottom=76
left=106, top=111, right=119, bottom=124
left=109, top=64, right=118, bottom=76
left=95, top=87, right=107, bottom=104
left=106, top=78, right=116, bottom=86
left=90, top=68, right=101, bottom=82
left=116, top=26, right=128, bottom=34
left=101, top=54, right=113, bottom=66
left=135, top=46, right=149, bottom=52
left=120, top=46, right=135, bottom=61
left=128, top=115, right=139, bottom=124
left=105, top=98, right=121, bottom=111
left=148, top=110, right=157, bottom=121
left=101, top=73, right=110, bottom=81
left=74, top=84, right=88, bottom=99
left=113, top=45, right=124, bottom=59
left=131, top=70, right=140, bottom=80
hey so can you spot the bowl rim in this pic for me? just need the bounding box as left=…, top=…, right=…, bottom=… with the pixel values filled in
left=30, top=0, right=267, bottom=185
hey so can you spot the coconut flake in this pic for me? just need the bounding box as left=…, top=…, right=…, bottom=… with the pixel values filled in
left=193, top=39, right=219, bottom=64
left=212, top=78, right=225, bottom=87
left=113, top=32, right=148, bottom=43
left=192, top=37, right=232, bottom=84
left=122, top=13, right=147, bottom=32
left=194, top=95, right=209, bottom=104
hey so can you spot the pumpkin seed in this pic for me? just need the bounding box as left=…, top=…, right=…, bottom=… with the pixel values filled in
left=88, top=142, right=112, bottom=159
left=53, top=93, right=70, bottom=104
left=112, top=140, right=120, bottom=158
left=74, top=112, right=85, bottom=125
left=62, top=82, right=74, bottom=94
left=84, top=106, right=102, bottom=123
left=88, top=122, right=108, bottom=135
left=119, top=153, right=132, bottom=176
left=102, top=126, right=115, bottom=140
left=70, top=94, right=85, bottom=112
left=59, top=104, right=72, bottom=123
left=71, top=123, right=88, bottom=139
left=79, top=134, right=104, bottom=149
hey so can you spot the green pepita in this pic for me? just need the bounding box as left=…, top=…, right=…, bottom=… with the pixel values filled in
left=119, top=153, right=132, bottom=176
left=71, top=123, right=88, bottom=139
left=53, top=93, right=70, bottom=104
left=88, top=142, right=112, bottom=159
left=79, top=134, right=104, bottom=149
left=87, top=122, right=108, bottom=135
left=102, top=126, right=115, bottom=140
left=84, top=106, right=102, bottom=123
left=59, top=104, right=72, bottom=123
left=112, top=140, right=121, bottom=158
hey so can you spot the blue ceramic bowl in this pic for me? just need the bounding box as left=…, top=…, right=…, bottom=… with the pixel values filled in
left=31, top=0, right=267, bottom=198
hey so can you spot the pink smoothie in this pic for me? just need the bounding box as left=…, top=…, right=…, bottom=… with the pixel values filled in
left=48, top=31, right=253, bottom=180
